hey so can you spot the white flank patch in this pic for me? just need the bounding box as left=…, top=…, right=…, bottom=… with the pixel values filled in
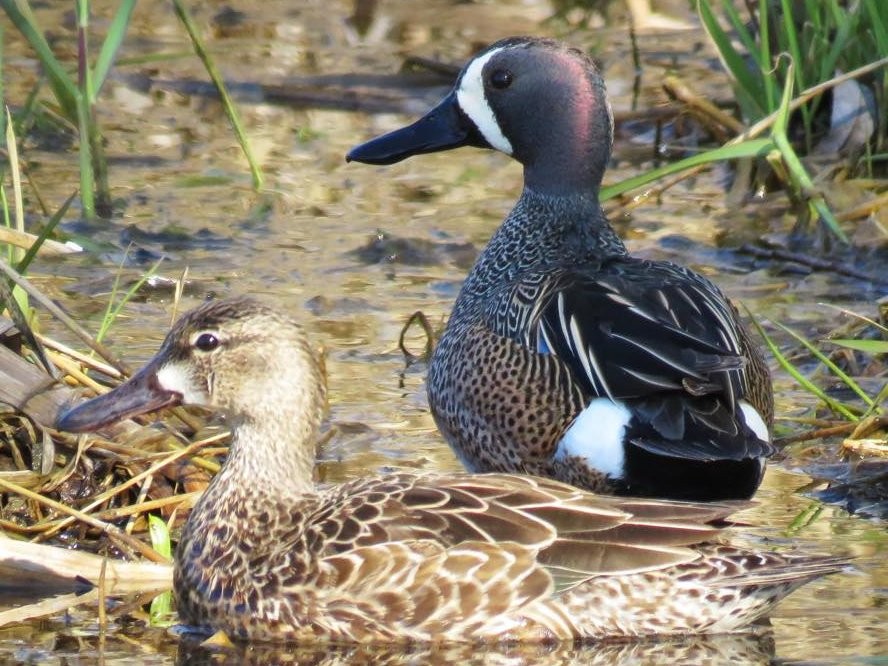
left=156, top=363, right=209, bottom=405
left=739, top=400, right=770, bottom=443
left=455, top=47, right=513, bottom=154
left=554, top=398, right=631, bottom=478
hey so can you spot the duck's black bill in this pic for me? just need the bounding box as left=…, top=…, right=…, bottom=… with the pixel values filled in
left=347, top=92, right=485, bottom=165
left=56, top=363, right=181, bottom=433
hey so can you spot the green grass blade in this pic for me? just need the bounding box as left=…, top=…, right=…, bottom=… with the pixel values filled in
left=827, top=339, right=888, bottom=354
left=786, top=501, right=824, bottom=535
left=698, top=0, right=766, bottom=117
left=4, top=109, right=24, bottom=266
left=148, top=514, right=172, bottom=560
left=778, top=0, right=804, bottom=97
left=1, top=0, right=79, bottom=120
left=15, top=190, right=76, bottom=274
left=600, top=138, right=774, bottom=200
left=75, top=92, right=95, bottom=219
left=770, top=319, right=874, bottom=411
left=147, top=515, right=175, bottom=626
left=757, top=0, right=778, bottom=112
left=171, top=0, right=264, bottom=191
left=819, top=9, right=851, bottom=84
left=0, top=20, right=5, bottom=142
left=870, top=383, right=888, bottom=417
left=769, top=60, right=847, bottom=243
left=75, top=0, right=112, bottom=218
left=771, top=56, right=793, bottom=137
left=747, top=312, right=859, bottom=421
left=864, top=0, right=888, bottom=49
left=721, top=0, right=765, bottom=71
left=76, top=0, right=91, bottom=91
left=75, top=1, right=94, bottom=220
left=92, top=0, right=136, bottom=100
left=97, top=256, right=163, bottom=344
left=776, top=0, right=814, bottom=144
left=0, top=188, right=8, bottom=254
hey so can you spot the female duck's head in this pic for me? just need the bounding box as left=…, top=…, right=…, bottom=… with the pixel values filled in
left=56, top=297, right=326, bottom=470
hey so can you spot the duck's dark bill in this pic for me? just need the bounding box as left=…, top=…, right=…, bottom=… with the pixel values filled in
left=56, top=364, right=181, bottom=433
left=346, top=92, right=485, bottom=165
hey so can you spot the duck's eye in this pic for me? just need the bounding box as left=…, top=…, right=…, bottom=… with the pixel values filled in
left=194, top=332, right=220, bottom=352
left=489, top=69, right=513, bottom=90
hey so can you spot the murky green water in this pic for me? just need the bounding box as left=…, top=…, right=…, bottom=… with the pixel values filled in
left=1, top=0, right=886, bottom=663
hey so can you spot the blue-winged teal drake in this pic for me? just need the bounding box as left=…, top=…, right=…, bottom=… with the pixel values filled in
left=56, top=297, right=843, bottom=643
left=348, top=37, right=775, bottom=502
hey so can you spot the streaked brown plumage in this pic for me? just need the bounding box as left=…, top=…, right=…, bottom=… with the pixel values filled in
left=56, top=297, right=846, bottom=643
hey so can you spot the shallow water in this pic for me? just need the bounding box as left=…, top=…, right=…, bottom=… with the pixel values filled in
left=2, top=0, right=887, bottom=663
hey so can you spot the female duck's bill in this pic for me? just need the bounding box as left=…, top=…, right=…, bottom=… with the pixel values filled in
left=56, top=358, right=182, bottom=433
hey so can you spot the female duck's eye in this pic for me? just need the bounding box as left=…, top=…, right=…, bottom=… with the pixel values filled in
left=489, top=69, right=513, bottom=90
left=194, top=332, right=220, bottom=352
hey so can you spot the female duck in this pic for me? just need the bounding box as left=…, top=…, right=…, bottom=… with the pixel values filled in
left=348, top=37, right=774, bottom=501
left=57, top=297, right=842, bottom=643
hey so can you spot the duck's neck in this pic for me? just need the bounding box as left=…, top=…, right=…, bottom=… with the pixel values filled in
left=192, top=379, right=325, bottom=526
left=227, top=415, right=318, bottom=494
left=458, top=188, right=627, bottom=301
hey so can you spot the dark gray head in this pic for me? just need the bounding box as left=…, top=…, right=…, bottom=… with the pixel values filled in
left=348, top=37, right=614, bottom=197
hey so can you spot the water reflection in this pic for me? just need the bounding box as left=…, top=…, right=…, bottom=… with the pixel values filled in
left=176, top=631, right=777, bottom=666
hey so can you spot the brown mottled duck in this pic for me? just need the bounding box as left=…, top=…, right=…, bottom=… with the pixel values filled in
left=56, top=297, right=846, bottom=643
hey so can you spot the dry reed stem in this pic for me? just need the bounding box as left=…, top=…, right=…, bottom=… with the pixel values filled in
left=34, top=433, right=223, bottom=541
left=0, top=227, right=78, bottom=256
left=0, top=258, right=129, bottom=375
left=0, top=590, right=101, bottom=627
left=43, top=337, right=121, bottom=377
left=98, top=558, right=108, bottom=630
left=3, top=491, right=202, bottom=534
left=0, top=537, right=172, bottom=595
left=663, top=75, right=745, bottom=137
left=53, top=425, right=223, bottom=471
left=126, top=474, right=154, bottom=536
left=0, top=475, right=165, bottom=562
left=850, top=415, right=888, bottom=440
left=50, top=349, right=110, bottom=393
left=842, top=438, right=888, bottom=457
left=774, top=421, right=858, bottom=446
left=837, top=191, right=888, bottom=224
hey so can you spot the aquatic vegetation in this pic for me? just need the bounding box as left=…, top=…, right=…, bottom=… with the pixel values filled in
left=2, top=0, right=137, bottom=218
left=698, top=0, right=888, bottom=242
left=700, top=0, right=887, bottom=151
left=1, top=0, right=262, bottom=220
